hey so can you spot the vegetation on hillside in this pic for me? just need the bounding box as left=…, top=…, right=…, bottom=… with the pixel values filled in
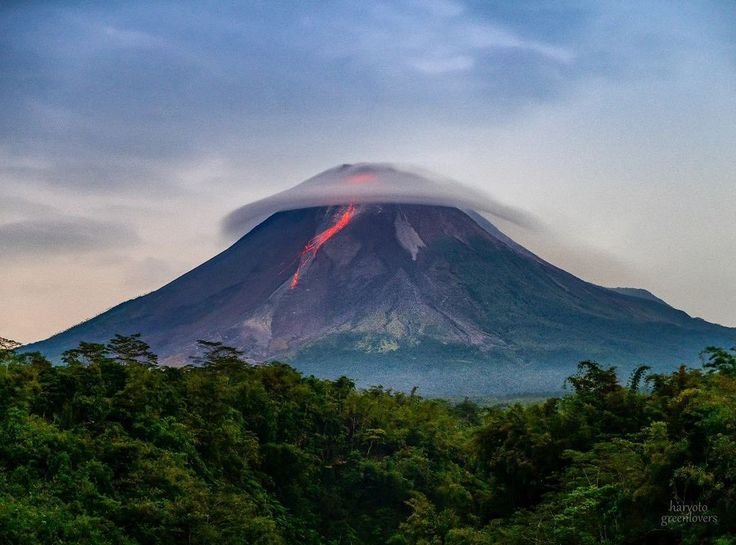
left=1, top=335, right=735, bottom=544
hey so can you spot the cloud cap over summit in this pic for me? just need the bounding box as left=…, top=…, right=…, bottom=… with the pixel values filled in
left=223, top=163, right=537, bottom=238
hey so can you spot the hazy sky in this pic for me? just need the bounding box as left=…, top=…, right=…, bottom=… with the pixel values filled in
left=2, top=1, right=735, bottom=343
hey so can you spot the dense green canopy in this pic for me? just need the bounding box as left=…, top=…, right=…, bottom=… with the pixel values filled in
left=1, top=336, right=735, bottom=544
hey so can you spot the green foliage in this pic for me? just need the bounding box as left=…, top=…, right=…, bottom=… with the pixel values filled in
left=703, top=346, right=736, bottom=376
left=1, top=336, right=736, bottom=543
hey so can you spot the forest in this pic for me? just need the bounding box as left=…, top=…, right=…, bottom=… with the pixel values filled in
left=0, top=335, right=735, bottom=545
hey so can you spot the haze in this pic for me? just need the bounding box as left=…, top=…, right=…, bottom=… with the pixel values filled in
left=1, top=1, right=735, bottom=343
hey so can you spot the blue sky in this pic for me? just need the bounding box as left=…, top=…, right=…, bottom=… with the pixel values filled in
left=1, top=1, right=735, bottom=342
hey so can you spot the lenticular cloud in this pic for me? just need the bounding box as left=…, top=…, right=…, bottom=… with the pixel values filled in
left=223, top=163, right=536, bottom=238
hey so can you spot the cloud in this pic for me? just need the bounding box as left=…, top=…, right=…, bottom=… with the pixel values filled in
left=122, top=256, right=180, bottom=290
left=0, top=1, right=581, bottom=199
left=2, top=0, right=736, bottom=342
left=96, top=24, right=167, bottom=50
left=308, top=0, right=574, bottom=83
left=408, top=54, right=475, bottom=75
left=0, top=217, right=139, bottom=259
left=0, top=195, right=57, bottom=222
left=222, top=163, right=539, bottom=238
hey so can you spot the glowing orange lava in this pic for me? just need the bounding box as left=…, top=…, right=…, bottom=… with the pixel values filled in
left=347, top=172, right=376, bottom=184
left=290, top=271, right=300, bottom=289
left=290, top=204, right=357, bottom=289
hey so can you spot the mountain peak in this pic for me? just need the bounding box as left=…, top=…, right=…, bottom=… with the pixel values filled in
left=24, top=196, right=734, bottom=395
left=222, top=163, right=536, bottom=239
left=22, top=162, right=736, bottom=396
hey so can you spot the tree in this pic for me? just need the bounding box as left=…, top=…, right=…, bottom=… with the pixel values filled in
left=628, top=365, right=651, bottom=392
left=565, top=360, right=619, bottom=400
left=0, top=336, right=22, bottom=356
left=192, top=340, right=245, bottom=370
left=3, top=338, right=736, bottom=544
left=61, top=341, right=110, bottom=366
left=107, top=334, right=158, bottom=366
left=702, top=346, right=736, bottom=376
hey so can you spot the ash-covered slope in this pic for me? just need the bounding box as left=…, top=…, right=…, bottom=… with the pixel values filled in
left=26, top=201, right=734, bottom=395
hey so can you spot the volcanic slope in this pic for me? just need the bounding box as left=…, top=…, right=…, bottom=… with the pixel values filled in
left=26, top=203, right=734, bottom=395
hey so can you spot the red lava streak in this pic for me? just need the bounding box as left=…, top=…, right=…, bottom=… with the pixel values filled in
left=290, top=204, right=357, bottom=289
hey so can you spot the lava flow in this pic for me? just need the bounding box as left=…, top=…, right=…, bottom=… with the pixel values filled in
left=290, top=204, right=357, bottom=289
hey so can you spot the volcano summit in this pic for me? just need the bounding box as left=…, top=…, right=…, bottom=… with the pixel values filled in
left=26, top=164, right=735, bottom=395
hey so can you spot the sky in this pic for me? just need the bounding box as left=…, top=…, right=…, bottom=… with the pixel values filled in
left=1, top=0, right=735, bottom=343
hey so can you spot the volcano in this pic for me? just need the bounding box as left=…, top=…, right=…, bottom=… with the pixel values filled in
left=25, top=165, right=735, bottom=396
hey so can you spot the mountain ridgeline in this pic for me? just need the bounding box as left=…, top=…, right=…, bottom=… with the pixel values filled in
left=25, top=196, right=734, bottom=395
